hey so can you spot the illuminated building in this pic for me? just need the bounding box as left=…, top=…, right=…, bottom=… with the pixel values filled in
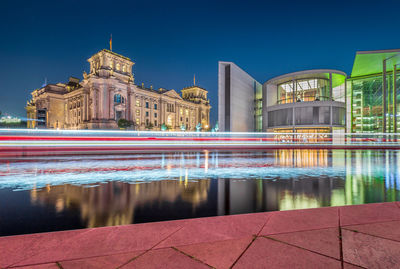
left=219, top=48, right=400, bottom=134
left=264, top=70, right=346, bottom=135
left=347, top=49, right=400, bottom=133
left=26, top=49, right=210, bottom=130
left=218, top=63, right=346, bottom=133
left=218, top=62, right=262, bottom=132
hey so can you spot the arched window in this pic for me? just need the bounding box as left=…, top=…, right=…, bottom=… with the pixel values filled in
left=116, top=63, right=120, bottom=71
left=114, top=94, right=122, bottom=104
left=122, top=65, right=126, bottom=72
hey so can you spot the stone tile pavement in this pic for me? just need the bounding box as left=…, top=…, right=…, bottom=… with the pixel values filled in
left=1, top=202, right=400, bottom=269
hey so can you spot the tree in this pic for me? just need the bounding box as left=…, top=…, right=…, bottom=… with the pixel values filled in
left=117, top=118, right=132, bottom=129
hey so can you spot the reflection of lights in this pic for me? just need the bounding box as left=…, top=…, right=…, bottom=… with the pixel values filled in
left=204, top=150, right=209, bottom=172
left=55, top=198, right=64, bottom=212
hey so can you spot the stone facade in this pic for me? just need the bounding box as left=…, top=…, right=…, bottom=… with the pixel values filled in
left=26, top=49, right=211, bottom=131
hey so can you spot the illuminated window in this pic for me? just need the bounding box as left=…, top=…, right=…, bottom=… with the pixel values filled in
left=116, top=63, right=120, bottom=71
left=136, top=118, right=140, bottom=125
left=185, top=109, right=189, bottom=116
left=114, top=94, right=122, bottom=103
left=180, top=108, right=183, bottom=115
left=136, top=100, right=141, bottom=107
left=110, top=61, right=114, bottom=69
left=122, top=65, right=126, bottom=72
left=136, top=109, right=140, bottom=116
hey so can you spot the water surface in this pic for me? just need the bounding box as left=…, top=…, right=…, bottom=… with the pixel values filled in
left=0, top=149, right=399, bottom=236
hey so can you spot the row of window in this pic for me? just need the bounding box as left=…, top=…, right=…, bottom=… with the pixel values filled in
left=69, top=101, right=81, bottom=109
left=267, top=107, right=345, bottom=127
left=136, top=118, right=158, bottom=127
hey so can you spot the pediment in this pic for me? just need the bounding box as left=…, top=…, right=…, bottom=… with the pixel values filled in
left=162, top=89, right=182, bottom=99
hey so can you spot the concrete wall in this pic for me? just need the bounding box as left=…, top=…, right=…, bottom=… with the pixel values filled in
left=218, top=62, right=260, bottom=132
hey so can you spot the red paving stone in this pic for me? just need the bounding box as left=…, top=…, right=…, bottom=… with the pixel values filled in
left=10, top=264, right=59, bottom=269
left=343, top=262, right=365, bottom=268
left=342, top=228, right=400, bottom=268
left=1, top=202, right=400, bottom=268
left=120, top=248, right=210, bottom=268
left=59, top=251, right=144, bottom=269
left=176, top=236, right=254, bottom=269
left=232, top=237, right=341, bottom=269
left=11, top=220, right=184, bottom=267
left=343, top=220, right=400, bottom=242
left=0, top=229, right=88, bottom=268
left=155, top=212, right=270, bottom=248
left=260, top=206, right=339, bottom=235
left=340, top=202, right=400, bottom=226
left=267, top=227, right=341, bottom=259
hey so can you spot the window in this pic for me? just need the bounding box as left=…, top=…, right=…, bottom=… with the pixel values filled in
left=110, top=61, right=114, bottom=69
left=154, top=113, right=157, bottom=118
left=180, top=108, right=183, bottom=115
left=185, top=109, right=189, bottom=116
left=136, top=100, right=141, bottom=107
left=145, top=102, right=149, bottom=108
left=121, top=96, right=125, bottom=104
left=114, top=94, right=122, bottom=104
left=294, top=106, right=330, bottom=125
left=180, top=117, right=183, bottom=121
left=146, top=111, right=149, bottom=117
left=186, top=118, right=188, bottom=122
left=116, top=63, right=120, bottom=71
left=268, top=108, right=293, bottom=127
left=122, top=65, right=126, bottom=72
left=146, top=119, right=149, bottom=125
left=136, top=109, right=140, bottom=116
left=154, top=104, right=157, bottom=110
left=154, top=120, right=157, bottom=126
left=136, top=118, right=140, bottom=125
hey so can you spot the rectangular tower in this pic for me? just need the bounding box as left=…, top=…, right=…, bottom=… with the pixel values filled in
left=218, top=62, right=261, bottom=132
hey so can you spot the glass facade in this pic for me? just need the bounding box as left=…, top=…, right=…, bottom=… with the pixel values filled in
left=349, top=72, right=400, bottom=133
left=268, top=108, right=292, bottom=127
left=254, top=81, right=263, bottom=132
left=294, top=107, right=330, bottom=125
left=277, top=78, right=331, bottom=104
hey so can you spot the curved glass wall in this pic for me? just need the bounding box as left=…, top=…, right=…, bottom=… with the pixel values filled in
left=277, top=78, right=330, bottom=104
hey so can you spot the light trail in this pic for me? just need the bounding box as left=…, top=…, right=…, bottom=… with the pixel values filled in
left=0, top=129, right=399, bottom=156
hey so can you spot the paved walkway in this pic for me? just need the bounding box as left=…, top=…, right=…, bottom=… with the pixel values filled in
left=1, top=202, right=400, bottom=269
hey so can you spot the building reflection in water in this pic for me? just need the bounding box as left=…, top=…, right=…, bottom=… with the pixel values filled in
left=26, top=149, right=400, bottom=229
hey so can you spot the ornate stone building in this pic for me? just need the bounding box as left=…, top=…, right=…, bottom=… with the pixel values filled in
left=26, top=49, right=211, bottom=131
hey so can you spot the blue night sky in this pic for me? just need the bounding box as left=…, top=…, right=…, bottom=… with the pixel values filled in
left=1, top=0, right=400, bottom=124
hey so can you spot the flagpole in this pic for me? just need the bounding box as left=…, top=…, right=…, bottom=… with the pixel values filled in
left=110, top=34, right=112, bottom=51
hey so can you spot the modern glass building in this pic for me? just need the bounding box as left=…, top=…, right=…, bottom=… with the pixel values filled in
left=218, top=49, right=400, bottom=134
left=347, top=49, right=400, bottom=133
left=264, top=70, right=346, bottom=135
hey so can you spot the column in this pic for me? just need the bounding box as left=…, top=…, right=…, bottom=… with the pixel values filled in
left=393, top=65, right=397, bottom=133
left=383, top=60, right=387, bottom=133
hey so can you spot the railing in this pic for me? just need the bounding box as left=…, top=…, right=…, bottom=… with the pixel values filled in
left=277, top=96, right=332, bottom=104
